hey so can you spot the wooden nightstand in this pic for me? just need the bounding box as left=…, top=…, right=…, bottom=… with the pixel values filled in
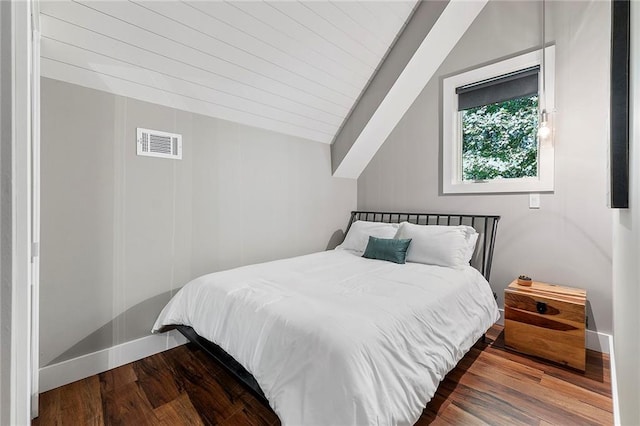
left=504, top=280, right=587, bottom=371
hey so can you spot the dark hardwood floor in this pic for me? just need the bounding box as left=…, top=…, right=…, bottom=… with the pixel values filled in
left=33, top=325, right=613, bottom=425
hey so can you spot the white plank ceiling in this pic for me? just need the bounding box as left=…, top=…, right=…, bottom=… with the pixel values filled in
left=40, top=1, right=418, bottom=144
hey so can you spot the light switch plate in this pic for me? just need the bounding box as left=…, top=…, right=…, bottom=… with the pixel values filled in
left=529, top=193, right=540, bottom=209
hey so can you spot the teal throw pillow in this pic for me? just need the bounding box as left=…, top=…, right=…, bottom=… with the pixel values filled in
left=362, top=236, right=412, bottom=264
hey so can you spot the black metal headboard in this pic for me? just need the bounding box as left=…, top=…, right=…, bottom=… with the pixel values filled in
left=346, top=211, right=500, bottom=281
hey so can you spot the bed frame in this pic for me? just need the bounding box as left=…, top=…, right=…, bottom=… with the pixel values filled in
left=346, top=211, right=500, bottom=281
left=175, top=211, right=501, bottom=405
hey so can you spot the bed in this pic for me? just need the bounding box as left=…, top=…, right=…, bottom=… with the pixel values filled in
left=152, top=211, right=501, bottom=425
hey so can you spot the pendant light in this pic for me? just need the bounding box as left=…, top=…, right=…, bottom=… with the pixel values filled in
left=538, top=111, right=551, bottom=139
left=537, top=0, right=551, bottom=141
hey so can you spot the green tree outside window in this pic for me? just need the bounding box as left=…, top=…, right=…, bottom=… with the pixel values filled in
left=461, top=95, right=539, bottom=181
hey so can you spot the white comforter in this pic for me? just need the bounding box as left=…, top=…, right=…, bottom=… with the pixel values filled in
left=152, top=249, right=499, bottom=426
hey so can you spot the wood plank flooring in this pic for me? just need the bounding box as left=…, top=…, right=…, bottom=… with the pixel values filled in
left=33, top=325, right=613, bottom=425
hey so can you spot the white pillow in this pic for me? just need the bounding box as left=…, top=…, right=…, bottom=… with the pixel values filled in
left=336, top=221, right=399, bottom=254
left=395, top=222, right=476, bottom=268
left=461, top=226, right=479, bottom=264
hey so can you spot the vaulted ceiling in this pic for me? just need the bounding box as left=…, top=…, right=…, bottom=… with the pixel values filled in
left=40, top=1, right=418, bottom=144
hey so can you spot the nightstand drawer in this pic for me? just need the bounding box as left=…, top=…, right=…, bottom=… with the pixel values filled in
left=504, top=280, right=586, bottom=371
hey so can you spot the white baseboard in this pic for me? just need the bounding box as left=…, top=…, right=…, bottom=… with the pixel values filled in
left=609, top=334, right=620, bottom=426
left=39, top=315, right=615, bottom=394
left=39, top=330, right=187, bottom=393
left=586, top=328, right=611, bottom=354
left=496, top=309, right=611, bottom=354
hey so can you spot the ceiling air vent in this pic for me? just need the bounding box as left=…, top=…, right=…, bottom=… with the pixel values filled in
left=136, top=128, right=182, bottom=160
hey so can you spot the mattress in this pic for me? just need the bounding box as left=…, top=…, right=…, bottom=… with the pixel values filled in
left=152, top=249, right=500, bottom=425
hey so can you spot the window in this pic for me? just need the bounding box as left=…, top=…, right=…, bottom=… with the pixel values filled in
left=442, top=47, right=555, bottom=194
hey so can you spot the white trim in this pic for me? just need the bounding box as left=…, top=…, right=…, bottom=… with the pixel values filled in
left=442, top=46, right=555, bottom=194
left=30, top=2, right=41, bottom=417
left=39, top=324, right=615, bottom=402
left=40, top=320, right=613, bottom=395
left=333, top=0, right=489, bottom=178
left=10, top=1, right=34, bottom=424
left=586, top=328, right=611, bottom=354
left=609, top=335, right=620, bottom=426
left=38, top=331, right=187, bottom=393
left=496, top=308, right=610, bottom=354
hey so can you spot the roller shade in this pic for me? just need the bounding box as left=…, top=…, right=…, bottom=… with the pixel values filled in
left=456, top=66, right=540, bottom=111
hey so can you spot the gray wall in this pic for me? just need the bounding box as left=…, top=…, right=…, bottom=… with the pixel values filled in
left=612, top=2, right=640, bottom=423
left=40, top=78, right=356, bottom=367
left=0, top=0, right=11, bottom=423
left=358, top=1, right=613, bottom=335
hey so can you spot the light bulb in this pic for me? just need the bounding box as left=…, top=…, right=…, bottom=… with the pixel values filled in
left=538, top=109, right=551, bottom=140
left=538, top=121, right=551, bottom=139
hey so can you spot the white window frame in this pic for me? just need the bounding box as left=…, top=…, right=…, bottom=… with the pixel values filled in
left=442, top=46, right=555, bottom=194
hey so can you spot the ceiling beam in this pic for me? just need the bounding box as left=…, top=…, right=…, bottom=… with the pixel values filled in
left=332, top=0, right=489, bottom=179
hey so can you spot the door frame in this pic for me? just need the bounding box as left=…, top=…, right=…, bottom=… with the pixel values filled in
left=8, top=0, right=39, bottom=423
